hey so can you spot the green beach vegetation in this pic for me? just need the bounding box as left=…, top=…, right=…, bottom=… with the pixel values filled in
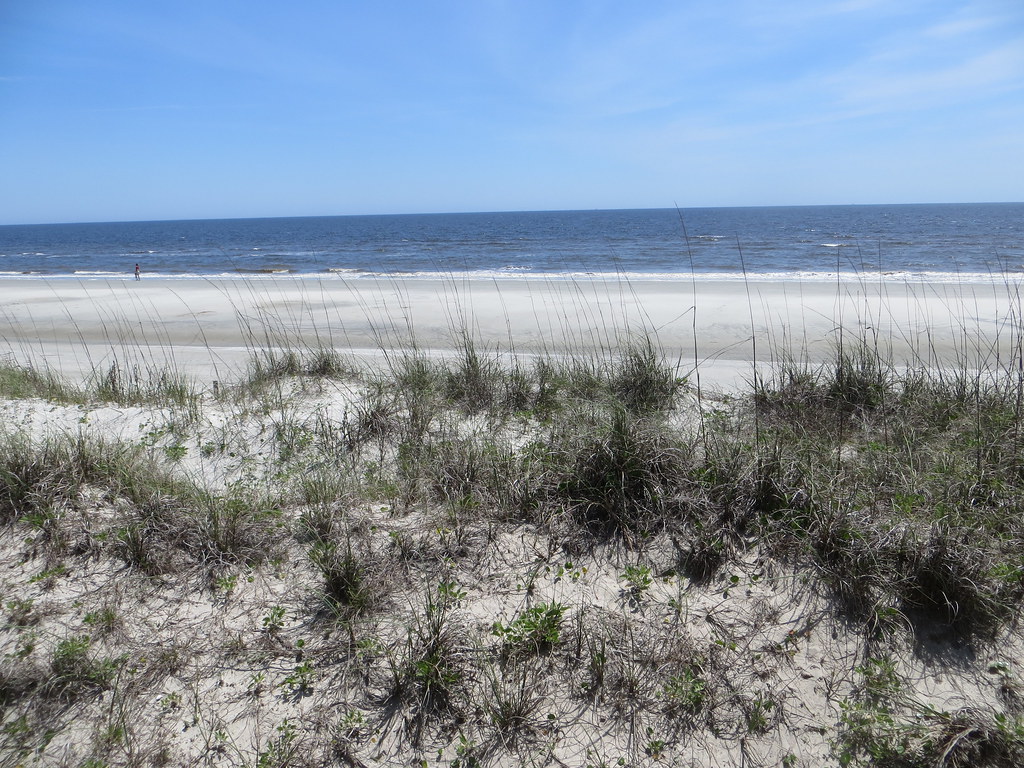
left=1, top=283, right=1024, bottom=767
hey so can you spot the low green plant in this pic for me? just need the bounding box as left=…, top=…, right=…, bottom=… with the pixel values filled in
left=449, top=734, right=483, bottom=768
left=436, top=580, right=467, bottom=603
left=620, top=563, right=653, bottom=599
left=262, top=605, right=286, bottom=633
left=29, top=564, right=68, bottom=585
left=48, top=636, right=120, bottom=697
left=642, top=726, right=666, bottom=759
left=163, top=443, right=188, bottom=462
left=214, top=573, right=238, bottom=595
left=492, top=602, right=566, bottom=655
left=661, top=667, right=707, bottom=719
left=6, top=598, right=36, bottom=627
left=82, top=606, right=120, bottom=637
left=160, top=691, right=182, bottom=712
left=856, top=657, right=902, bottom=703
left=745, top=695, right=776, bottom=734
left=9, top=630, right=37, bottom=659
left=254, top=719, right=298, bottom=768
left=554, top=560, right=586, bottom=582
left=336, top=708, right=365, bottom=740
left=282, top=660, right=315, bottom=696
left=247, top=671, right=267, bottom=696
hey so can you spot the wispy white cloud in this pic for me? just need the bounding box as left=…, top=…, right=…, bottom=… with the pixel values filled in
left=511, top=0, right=1022, bottom=136
left=924, top=15, right=998, bottom=39
left=703, top=0, right=1024, bottom=130
left=826, top=38, right=1024, bottom=117
left=464, top=4, right=750, bottom=116
left=736, top=0, right=921, bottom=29
left=518, top=1, right=1024, bottom=167
left=465, top=1, right=1010, bottom=127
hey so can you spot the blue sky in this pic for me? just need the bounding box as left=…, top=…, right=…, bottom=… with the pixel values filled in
left=1, top=0, right=1022, bottom=224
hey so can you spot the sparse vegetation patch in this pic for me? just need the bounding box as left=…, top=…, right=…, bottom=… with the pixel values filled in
left=3, top=289, right=1024, bottom=767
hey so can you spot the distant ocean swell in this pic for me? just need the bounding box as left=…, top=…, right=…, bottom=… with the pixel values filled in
left=1, top=204, right=1021, bottom=282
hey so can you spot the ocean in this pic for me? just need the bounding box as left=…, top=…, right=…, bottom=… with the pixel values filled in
left=0, top=203, right=1020, bottom=282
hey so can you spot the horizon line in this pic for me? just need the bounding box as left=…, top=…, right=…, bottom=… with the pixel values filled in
left=2, top=200, right=1022, bottom=228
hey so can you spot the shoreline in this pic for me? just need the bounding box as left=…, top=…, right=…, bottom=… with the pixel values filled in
left=1, top=276, right=1020, bottom=388
left=0, top=269, right=1020, bottom=283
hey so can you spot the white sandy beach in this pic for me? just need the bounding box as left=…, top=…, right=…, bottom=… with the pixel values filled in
left=1, top=276, right=1019, bottom=387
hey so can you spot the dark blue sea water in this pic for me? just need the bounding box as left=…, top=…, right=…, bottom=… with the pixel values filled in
left=0, top=204, right=1020, bottom=282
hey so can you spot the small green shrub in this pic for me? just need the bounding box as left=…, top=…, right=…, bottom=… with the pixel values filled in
left=262, top=605, right=287, bottom=633
left=492, top=602, right=566, bottom=655
left=620, top=563, right=653, bottom=599
left=661, top=667, right=707, bottom=719
left=254, top=719, right=298, bottom=768
left=282, top=660, right=315, bottom=696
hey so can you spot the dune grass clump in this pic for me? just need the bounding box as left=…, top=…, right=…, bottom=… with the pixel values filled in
left=0, top=431, right=285, bottom=579
left=535, top=408, right=688, bottom=543
left=385, top=585, right=472, bottom=745
left=741, top=342, right=1024, bottom=637
left=0, top=358, right=202, bottom=410
left=608, top=338, right=683, bottom=414
left=90, top=361, right=200, bottom=409
left=439, top=336, right=506, bottom=413
left=413, top=434, right=522, bottom=517
left=0, top=361, right=83, bottom=403
left=109, top=486, right=287, bottom=578
left=245, top=346, right=351, bottom=390
left=216, top=324, right=1024, bottom=640
left=480, top=658, right=545, bottom=745
left=836, top=655, right=1024, bottom=767
left=0, top=433, right=172, bottom=525
left=46, top=636, right=121, bottom=700
left=373, top=333, right=682, bottom=425
left=307, top=535, right=385, bottom=618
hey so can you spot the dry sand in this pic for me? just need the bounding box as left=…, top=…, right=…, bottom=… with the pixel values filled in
left=1, top=275, right=1018, bottom=387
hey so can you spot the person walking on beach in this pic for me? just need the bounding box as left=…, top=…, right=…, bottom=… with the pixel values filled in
left=134, top=263, right=141, bottom=281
